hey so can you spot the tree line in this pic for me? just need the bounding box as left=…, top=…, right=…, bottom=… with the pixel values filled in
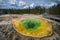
left=0, top=4, right=60, bottom=15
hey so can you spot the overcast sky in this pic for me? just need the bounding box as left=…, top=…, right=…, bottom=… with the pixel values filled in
left=0, top=0, right=60, bottom=9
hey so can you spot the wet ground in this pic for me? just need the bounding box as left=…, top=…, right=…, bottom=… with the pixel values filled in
left=0, top=14, right=60, bottom=40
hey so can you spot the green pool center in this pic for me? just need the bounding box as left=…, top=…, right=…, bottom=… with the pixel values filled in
left=21, top=18, right=41, bottom=30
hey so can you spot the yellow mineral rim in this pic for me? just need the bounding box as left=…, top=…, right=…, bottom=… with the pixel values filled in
left=12, top=17, right=52, bottom=37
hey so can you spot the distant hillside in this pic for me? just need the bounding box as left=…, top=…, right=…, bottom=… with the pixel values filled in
left=0, top=6, right=45, bottom=14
